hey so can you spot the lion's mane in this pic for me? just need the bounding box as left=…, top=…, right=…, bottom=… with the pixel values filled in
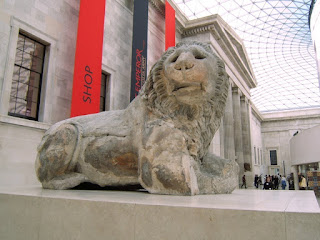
left=140, top=41, right=229, bottom=162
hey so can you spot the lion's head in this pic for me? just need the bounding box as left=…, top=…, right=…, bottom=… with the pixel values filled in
left=141, top=41, right=229, bottom=161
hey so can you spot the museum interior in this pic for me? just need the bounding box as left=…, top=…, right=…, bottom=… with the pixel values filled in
left=0, top=0, right=320, bottom=239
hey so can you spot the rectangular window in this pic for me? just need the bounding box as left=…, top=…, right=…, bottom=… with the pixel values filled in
left=257, top=148, right=260, bottom=165
left=100, top=72, right=110, bottom=112
left=260, top=149, right=263, bottom=165
left=270, top=150, right=278, bottom=165
left=8, top=33, right=45, bottom=120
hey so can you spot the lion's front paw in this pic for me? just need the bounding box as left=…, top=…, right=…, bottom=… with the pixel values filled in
left=139, top=155, right=199, bottom=195
left=197, top=154, right=239, bottom=194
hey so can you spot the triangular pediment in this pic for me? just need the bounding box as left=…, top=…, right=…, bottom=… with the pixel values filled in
left=177, top=14, right=257, bottom=89
left=225, top=30, right=253, bottom=76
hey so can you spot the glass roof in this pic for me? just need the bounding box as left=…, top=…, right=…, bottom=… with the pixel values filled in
left=172, top=0, right=320, bottom=112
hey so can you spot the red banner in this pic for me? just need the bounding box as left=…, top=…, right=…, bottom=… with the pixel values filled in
left=165, top=1, right=175, bottom=50
left=70, top=0, right=106, bottom=117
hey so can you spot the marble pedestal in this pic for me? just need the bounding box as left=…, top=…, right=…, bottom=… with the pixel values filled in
left=0, top=187, right=319, bottom=240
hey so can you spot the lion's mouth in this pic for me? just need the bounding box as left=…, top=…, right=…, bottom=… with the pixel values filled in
left=172, top=82, right=203, bottom=94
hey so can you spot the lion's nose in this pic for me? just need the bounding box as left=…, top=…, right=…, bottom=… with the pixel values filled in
left=174, top=52, right=195, bottom=71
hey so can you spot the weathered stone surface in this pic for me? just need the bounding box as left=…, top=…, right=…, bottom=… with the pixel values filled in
left=35, top=41, right=239, bottom=195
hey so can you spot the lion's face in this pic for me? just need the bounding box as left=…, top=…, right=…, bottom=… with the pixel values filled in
left=141, top=41, right=229, bottom=159
left=142, top=41, right=228, bottom=122
left=163, top=44, right=217, bottom=104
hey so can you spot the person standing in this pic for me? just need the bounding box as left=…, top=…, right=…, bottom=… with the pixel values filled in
left=254, top=175, right=258, bottom=188
left=281, top=176, right=287, bottom=190
left=274, top=175, right=279, bottom=190
left=241, top=175, right=247, bottom=189
left=299, top=175, right=307, bottom=190
left=258, top=175, right=262, bottom=189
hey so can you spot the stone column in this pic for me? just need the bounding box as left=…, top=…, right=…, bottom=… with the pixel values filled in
left=291, top=165, right=299, bottom=190
left=240, top=96, right=252, bottom=170
left=223, top=82, right=235, bottom=161
left=232, top=87, right=244, bottom=183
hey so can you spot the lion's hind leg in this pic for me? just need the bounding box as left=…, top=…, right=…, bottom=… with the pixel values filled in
left=35, top=123, right=87, bottom=189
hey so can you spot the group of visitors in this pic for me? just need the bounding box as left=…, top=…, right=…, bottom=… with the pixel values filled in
left=261, top=175, right=287, bottom=190
left=241, top=173, right=308, bottom=190
left=254, top=174, right=289, bottom=190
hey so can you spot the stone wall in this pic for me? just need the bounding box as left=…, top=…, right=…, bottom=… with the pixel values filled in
left=0, top=116, right=48, bottom=186
left=0, top=0, right=80, bottom=123
left=261, top=108, right=320, bottom=177
left=147, top=1, right=165, bottom=72
left=290, top=124, right=320, bottom=166
left=250, top=107, right=266, bottom=178
left=0, top=0, right=165, bottom=123
left=102, top=0, right=134, bottom=110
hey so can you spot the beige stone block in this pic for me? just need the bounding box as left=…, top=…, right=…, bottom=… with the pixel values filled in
left=38, top=198, right=135, bottom=240
left=0, top=188, right=319, bottom=240
left=286, top=212, right=320, bottom=240
left=0, top=194, right=41, bottom=240
left=134, top=205, right=285, bottom=240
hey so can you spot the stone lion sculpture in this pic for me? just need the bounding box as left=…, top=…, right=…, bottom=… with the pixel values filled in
left=35, top=41, right=239, bottom=195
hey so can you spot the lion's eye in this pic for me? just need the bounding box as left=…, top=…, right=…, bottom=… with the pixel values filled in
left=194, top=52, right=206, bottom=60
left=193, top=49, right=207, bottom=60
left=171, top=55, right=179, bottom=63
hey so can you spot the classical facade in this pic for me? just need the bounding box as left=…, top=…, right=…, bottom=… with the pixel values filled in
left=0, top=0, right=319, bottom=189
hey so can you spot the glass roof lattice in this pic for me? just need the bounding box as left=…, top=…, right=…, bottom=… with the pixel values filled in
left=172, top=0, right=320, bottom=112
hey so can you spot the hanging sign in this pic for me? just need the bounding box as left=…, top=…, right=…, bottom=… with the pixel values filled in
left=130, top=0, right=149, bottom=101
left=165, top=0, right=176, bottom=50
left=70, top=0, right=106, bottom=117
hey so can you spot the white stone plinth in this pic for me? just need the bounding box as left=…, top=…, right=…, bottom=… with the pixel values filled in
left=0, top=187, right=319, bottom=240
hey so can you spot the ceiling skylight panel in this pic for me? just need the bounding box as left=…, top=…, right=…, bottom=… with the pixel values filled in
left=172, top=0, right=319, bottom=112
